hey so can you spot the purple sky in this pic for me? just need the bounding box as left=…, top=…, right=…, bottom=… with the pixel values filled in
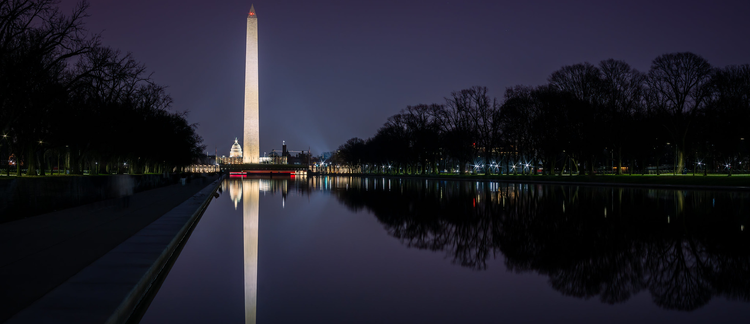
left=61, top=0, right=750, bottom=156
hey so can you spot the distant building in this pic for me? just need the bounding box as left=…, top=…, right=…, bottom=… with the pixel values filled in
left=219, top=138, right=244, bottom=164
left=260, top=141, right=311, bottom=165
left=196, top=154, right=217, bottom=165
left=219, top=139, right=311, bottom=165
left=230, top=138, right=243, bottom=158
left=288, top=151, right=311, bottom=165
left=266, top=150, right=286, bottom=164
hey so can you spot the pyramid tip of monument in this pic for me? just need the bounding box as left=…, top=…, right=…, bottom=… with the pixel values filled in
left=248, top=4, right=256, bottom=17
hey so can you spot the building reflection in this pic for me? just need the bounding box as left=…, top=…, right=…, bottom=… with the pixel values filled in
left=227, top=179, right=242, bottom=210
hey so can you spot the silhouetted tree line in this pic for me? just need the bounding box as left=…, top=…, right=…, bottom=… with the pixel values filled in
left=334, top=54, right=750, bottom=176
left=0, top=0, right=205, bottom=176
left=331, top=177, right=750, bottom=311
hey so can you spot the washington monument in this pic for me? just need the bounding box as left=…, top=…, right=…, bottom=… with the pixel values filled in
left=243, top=4, right=259, bottom=163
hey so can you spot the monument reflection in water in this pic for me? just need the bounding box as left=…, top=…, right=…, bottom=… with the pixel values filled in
left=228, top=178, right=260, bottom=324
left=243, top=179, right=259, bottom=324
left=228, top=177, right=296, bottom=324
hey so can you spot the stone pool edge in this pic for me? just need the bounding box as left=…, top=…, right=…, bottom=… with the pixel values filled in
left=6, top=177, right=223, bottom=324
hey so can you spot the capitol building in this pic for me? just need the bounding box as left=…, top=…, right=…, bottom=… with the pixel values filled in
left=217, top=137, right=312, bottom=166
left=218, top=138, right=244, bottom=164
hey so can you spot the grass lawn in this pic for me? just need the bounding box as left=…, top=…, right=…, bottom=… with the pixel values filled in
left=0, top=172, right=174, bottom=180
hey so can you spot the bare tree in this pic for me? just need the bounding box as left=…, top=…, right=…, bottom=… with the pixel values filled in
left=704, top=65, right=750, bottom=175
left=442, top=86, right=501, bottom=175
left=439, top=88, right=483, bottom=174
left=599, top=59, right=645, bottom=175
left=499, top=86, right=535, bottom=175
left=0, top=0, right=97, bottom=175
left=646, top=52, right=712, bottom=173
left=402, top=104, right=442, bottom=174
left=549, top=62, right=604, bottom=175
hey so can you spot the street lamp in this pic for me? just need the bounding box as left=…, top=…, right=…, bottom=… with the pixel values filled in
left=1, top=135, right=7, bottom=177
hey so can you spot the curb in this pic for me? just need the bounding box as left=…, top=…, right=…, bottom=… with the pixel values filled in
left=109, top=177, right=223, bottom=324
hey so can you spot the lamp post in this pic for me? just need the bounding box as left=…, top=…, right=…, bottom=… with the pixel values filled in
left=2, top=134, right=7, bottom=177
left=673, top=144, right=677, bottom=175
left=741, top=138, right=746, bottom=173
left=38, top=140, right=44, bottom=176
left=64, top=145, right=69, bottom=175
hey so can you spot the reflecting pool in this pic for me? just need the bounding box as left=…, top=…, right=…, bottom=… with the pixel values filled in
left=140, top=176, right=750, bottom=324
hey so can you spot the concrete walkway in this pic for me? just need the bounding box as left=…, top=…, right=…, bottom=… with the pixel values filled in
left=0, top=174, right=220, bottom=323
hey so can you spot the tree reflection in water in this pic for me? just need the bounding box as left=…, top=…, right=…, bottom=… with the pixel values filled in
left=329, top=177, right=750, bottom=311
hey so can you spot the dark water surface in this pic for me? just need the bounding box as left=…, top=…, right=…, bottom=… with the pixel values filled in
left=140, top=176, right=750, bottom=324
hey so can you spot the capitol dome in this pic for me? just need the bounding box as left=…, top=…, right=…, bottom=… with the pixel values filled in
left=230, top=138, right=243, bottom=158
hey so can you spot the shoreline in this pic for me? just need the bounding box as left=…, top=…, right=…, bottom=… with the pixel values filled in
left=312, top=173, right=750, bottom=191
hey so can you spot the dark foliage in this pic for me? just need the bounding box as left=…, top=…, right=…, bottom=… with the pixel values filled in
left=333, top=55, right=750, bottom=176
left=0, top=0, right=204, bottom=176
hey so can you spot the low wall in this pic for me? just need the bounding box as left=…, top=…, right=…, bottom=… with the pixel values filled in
left=0, top=174, right=200, bottom=223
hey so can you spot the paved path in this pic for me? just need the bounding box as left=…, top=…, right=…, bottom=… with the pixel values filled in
left=0, top=175, right=220, bottom=323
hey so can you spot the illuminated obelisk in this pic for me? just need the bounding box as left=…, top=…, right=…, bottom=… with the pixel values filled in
left=243, top=5, right=259, bottom=163
left=242, top=178, right=259, bottom=324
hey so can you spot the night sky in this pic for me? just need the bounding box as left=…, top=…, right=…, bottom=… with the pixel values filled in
left=60, top=0, right=750, bottom=156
